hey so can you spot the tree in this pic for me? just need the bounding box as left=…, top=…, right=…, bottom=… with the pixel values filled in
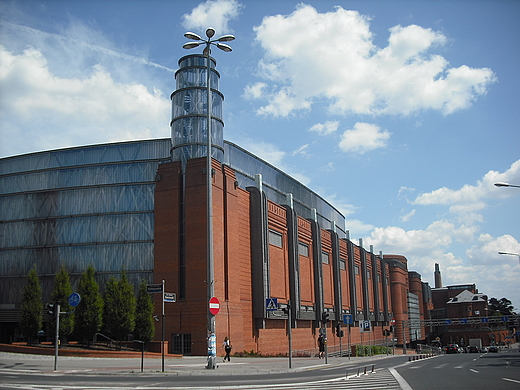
left=134, top=279, right=155, bottom=346
left=48, top=265, right=74, bottom=342
left=75, top=266, right=103, bottom=346
left=19, top=267, right=43, bottom=345
left=489, top=297, right=515, bottom=316
left=103, top=270, right=136, bottom=343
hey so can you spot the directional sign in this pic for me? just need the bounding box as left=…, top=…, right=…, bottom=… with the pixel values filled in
left=147, top=284, right=164, bottom=293
left=343, top=314, right=353, bottom=324
left=445, top=319, right=452, bottom=325
left=501, top=316, right=509, bottom=322
left=481, top=318, right=489, bottom=323
left=460, top=318, right=468, bottom=324
left=209, top=296, right=220, bottom=315
left=266, top=298, right=278, bottom=311
left=163, top=292, right=176, bottom=302
left=68, top=292, right=81, bottom=307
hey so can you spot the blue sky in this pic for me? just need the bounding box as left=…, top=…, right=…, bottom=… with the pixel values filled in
left=1, top=0, right=519, bottom=309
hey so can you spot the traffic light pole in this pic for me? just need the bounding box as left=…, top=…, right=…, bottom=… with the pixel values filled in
left=287, top=301, right=292, bottom=369
left=53, top=303, right=60, bottom=371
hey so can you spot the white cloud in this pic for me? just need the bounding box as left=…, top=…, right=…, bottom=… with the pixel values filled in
left=400, top=209, right=416, bottom=222
left=292, top=143, right=310, bottom=157
left=413, top=160, right=520, bottom=211
left=346, top=219, right=375, bottom=237
left=0, top=44, right=169, bottom=157
left=252, top=4, right=496, bottom=118
left=237, top=138, right=310, bottom=186
left=243, top=82, right=267, bottom=99
left=466, top=233, right=520, bottom=266
left=182, top=0, right=242, bottom=35
left=338, top=122, right=391, bottom=154
left=309, top=121, right=339, bottom=136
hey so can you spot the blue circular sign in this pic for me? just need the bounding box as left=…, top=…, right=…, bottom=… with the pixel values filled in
left=68, top=292, right=81, bottom=307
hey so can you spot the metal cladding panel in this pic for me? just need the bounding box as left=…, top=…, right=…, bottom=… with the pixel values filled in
left=223, top=142, right=346, bottom=238
left=0, top=139, right=170, bottom=306
left=0, top=139, right=171, bottom=176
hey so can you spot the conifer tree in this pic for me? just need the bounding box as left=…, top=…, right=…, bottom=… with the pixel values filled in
left=103, top=270, right=136, bottom=343
left=75, top=265, right=103, bottom=346
left=134, top=279, right=155, bottom=346
left=19, top=267, right=43, bottom=345
left=48, top=264, right=74, bottom=342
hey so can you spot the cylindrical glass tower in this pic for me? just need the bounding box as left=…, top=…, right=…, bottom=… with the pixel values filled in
left=170, top=54, right=225, bottom=165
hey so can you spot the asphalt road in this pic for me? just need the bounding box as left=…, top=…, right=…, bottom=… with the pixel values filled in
left=393, top=348, right=520, bottom=390
left=1, top=347, right=519, bottom=389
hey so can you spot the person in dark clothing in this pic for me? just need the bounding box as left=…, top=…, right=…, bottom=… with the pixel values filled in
left=222, top=336, right=232, bottom=362
left=318, top=334, right=325, bottom=359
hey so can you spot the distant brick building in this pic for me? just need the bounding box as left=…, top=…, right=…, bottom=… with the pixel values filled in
left=430, top=269, right=509, bottom=347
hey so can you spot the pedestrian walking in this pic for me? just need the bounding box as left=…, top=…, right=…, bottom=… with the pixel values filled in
left=222, top=336, right=232, bottom=362
left=318, top=334, right=325, bottom=359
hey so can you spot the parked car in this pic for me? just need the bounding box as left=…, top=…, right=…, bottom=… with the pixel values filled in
left=488, top=346, right=499, bottom=353
left=481, top=347, right=488, bottom=353
left=468, top=346, right=480, bottom=353
left=445, top=344, right=460, bottom=354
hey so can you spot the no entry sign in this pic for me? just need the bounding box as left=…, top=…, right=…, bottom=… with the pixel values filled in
left=209, top=296, right=220, bottom=315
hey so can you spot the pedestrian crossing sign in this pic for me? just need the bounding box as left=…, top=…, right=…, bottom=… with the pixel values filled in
left=266, top=298, right=278, bottom=311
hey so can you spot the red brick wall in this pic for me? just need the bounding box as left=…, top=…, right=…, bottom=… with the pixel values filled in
left=154, top=157, right=415, bottom=355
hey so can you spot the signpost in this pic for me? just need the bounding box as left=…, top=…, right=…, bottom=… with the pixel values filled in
left=266, top=298, right=278, bottom=311
left=343, top=314, right=353, bottom=360
left=147, top=281, right=167, bottom=371
left=68, top=292, right=81, bottom=307
left=209, top=296, right=220, bottom=315
left=163, top=293, right=176, bottom=303
left=207, top=297, right=220, bottom=364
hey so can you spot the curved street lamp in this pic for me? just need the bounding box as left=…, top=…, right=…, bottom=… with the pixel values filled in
left=183, top=28, right=234, bottom=370
left=498, top=251, right=520, bottom=264
left=494, top=182, right=520, bottom=188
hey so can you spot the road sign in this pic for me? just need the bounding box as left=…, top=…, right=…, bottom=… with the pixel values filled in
left=209, top=296, right=220, bottom=315
left=391, top=318, right=396, bottom=325
left=501, top=316, right=509, bottom=322
left=481, top=317, right=489, bottom=323
left=360, top=320, right=370, bottom=332
left=343, top=314, right=353, bottom=324
left=445, top=319, right=452, bottom=325
left=266, top=298, right=278, bottom=311
left=163, top=292, right=176, bottom=302
left=68, top=292, right=81, bottom=307
left=147, top=284, right=164, bottom=293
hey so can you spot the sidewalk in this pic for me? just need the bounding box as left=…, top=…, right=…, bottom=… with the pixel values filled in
left=0, top=351, right=407, bottom=376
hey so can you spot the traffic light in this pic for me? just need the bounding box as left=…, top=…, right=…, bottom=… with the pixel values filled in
left=322, top=312, right=329, bottom=324
left=47, top=303, right=55, bottom=315
left=335, top=324, right=344, bottom=337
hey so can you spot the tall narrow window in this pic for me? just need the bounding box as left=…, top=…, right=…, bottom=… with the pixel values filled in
left=298, top=242, right=309, bottom=257
left=321, top=251, right=329, bottom=264
left=269, top=229, right=283, bottom=248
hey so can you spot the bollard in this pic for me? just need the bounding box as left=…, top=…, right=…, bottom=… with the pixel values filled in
left=364, top=366, right=367, bottom=375
left=408, top=356, right=411, bottom=361
left=357, top=368, right=360, bottom=377
left=346, top=370, right=349, bottom=379
left=371, top=364, right=375, bottom=373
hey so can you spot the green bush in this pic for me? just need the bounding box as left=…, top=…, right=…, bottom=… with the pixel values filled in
left=354, top=344, right=392, bottom=356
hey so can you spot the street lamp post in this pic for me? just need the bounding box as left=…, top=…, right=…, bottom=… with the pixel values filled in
left=494, top=182, right=520, bottom=188
left=498, top=251, right=520, bottom=264
left=183, top=28, right=234, bottom=370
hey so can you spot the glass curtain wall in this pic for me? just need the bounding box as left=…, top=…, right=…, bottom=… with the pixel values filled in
left=170, top=54, right=224, bottom=167
left=0, top=139, right=171, bottom=313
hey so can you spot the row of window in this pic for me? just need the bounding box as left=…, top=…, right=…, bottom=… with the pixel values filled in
left=269, top=229, right=383, bottom=279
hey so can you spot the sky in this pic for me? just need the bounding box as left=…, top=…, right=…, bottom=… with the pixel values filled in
left=1, top=0, right=519, bottom=310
